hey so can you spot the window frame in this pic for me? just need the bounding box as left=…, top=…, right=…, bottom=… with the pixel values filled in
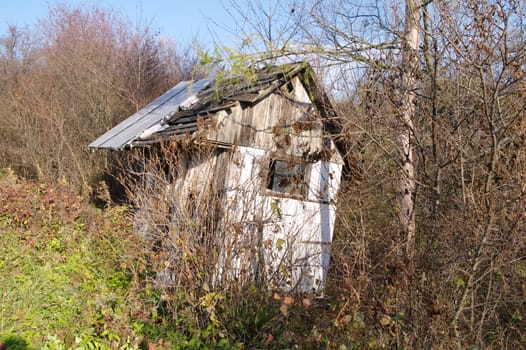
left=265, top=157, right=310, bottom=199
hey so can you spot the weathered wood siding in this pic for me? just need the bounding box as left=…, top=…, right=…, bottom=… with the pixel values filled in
left=169, top=76, right=343, bottom=291
left=206, top=77, right=343, bottom=165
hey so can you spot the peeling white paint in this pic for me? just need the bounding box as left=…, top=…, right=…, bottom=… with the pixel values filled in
left=219, top=146, right=342, bottom=292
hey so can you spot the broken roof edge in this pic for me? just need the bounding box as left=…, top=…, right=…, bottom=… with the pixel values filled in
left=244, top=61, right=342, bottom=133
left=88, top=78, right=212, bottom=151
left=161, top=62, right=338, bottom=125
left=88, top=61, right=343, bottom=152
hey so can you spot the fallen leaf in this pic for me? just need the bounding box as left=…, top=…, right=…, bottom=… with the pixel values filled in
left=263, top=332, right=274, bottom=346
left=280, top=303, right=289, bottom=316
left=283, top=296, right=294, bottom=305
left=342, top=314, right=352, bottom=325
left=302, top=298, right=312, bottom=308
left=380, top=314, right=391, bottom=326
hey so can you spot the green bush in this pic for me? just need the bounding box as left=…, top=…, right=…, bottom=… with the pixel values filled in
left=0, top=168, right=416, bottom=349
left=0, top=169, right=147, bottom=348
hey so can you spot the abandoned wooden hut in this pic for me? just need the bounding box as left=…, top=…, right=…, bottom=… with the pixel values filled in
left=89, top=62, right=344, bottom=292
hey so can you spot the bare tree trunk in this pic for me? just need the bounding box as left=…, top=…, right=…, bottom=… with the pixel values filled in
left=398, top=0, right=420, bottom=259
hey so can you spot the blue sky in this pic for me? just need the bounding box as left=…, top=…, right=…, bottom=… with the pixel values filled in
left=0, top=0, right=238, bottom=48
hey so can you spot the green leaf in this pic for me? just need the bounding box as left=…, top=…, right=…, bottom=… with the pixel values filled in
left=455, top=276, right=465, bottom=287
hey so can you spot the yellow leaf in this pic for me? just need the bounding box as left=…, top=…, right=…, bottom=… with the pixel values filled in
left=455, top=276, right=465, bottom=287
left=379, top=315, right=391, bottom=326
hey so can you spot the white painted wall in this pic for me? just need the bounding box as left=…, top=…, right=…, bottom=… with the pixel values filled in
left=221, top=145, right=342, bottom=292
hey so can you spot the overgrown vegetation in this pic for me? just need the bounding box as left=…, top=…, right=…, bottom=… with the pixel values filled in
left=0, top=4, right=200, bottom=189
left=0, top=169, right=243, bottom=349
left=0, top=168, right=357, bottom=349
left=0, top=169, right=144, bottom=348
left=1, top=1, right=526, bottom=349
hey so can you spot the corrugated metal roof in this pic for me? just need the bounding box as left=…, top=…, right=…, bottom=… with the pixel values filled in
left=88, top=78, right=211, bottom=150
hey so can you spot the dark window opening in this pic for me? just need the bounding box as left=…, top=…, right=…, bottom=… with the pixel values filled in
left=285, top=81, right=294, bottom=94
left=267, top=159, right=307, bottom=196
